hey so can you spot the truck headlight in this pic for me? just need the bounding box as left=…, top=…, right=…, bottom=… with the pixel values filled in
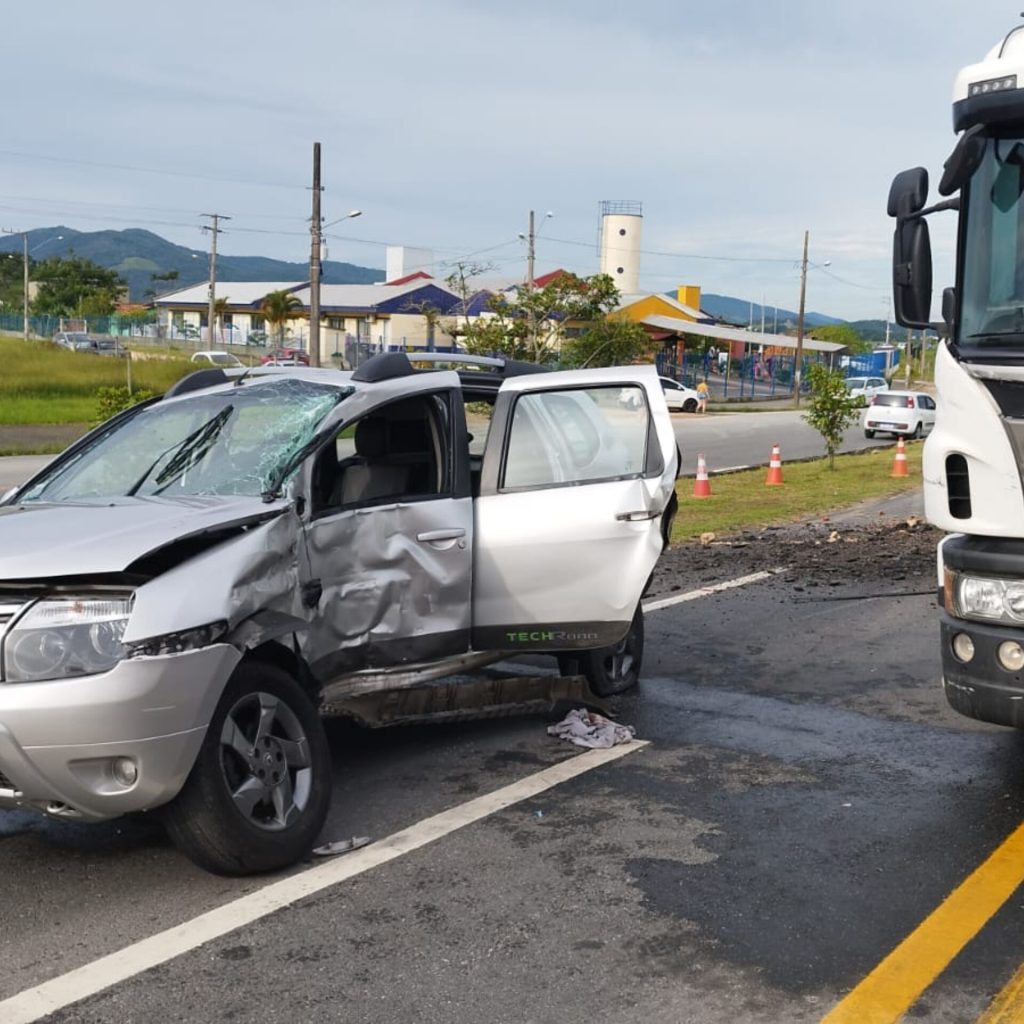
left=950, top=572, right=1024, bottom=624
left=3, top=597, right=133, bottom=682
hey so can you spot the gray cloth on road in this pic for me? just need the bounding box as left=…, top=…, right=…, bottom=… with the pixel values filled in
left=547, top=708, right=636, bottom=749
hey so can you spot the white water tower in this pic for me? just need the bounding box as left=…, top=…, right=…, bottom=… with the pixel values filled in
left=599, top=200, right=643, bottom=293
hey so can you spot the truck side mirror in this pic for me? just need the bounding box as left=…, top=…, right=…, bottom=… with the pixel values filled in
left=942, top=287, right=956, bottom=333
left=893, top=217, right=933, bottom=328
left=889, top=168, right=933, bottom=329
left=888, top=167, right=929, bottom=218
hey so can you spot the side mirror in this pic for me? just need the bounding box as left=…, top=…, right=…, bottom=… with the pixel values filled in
left=939, top=125, right=986, bottom=196
left=941, top=287, right=956, bottom=334
left=893, top=217, right=933, bottom=329
left=888, top=167, right=929, bottom=218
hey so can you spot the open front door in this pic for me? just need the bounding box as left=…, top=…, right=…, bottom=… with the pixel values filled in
left=472, top=365, right=678, bottom=653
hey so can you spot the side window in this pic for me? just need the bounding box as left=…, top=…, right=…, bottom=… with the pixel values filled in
left=311, top=394, right=448, bottom=514
left=502, top=386, right=649, bottom=490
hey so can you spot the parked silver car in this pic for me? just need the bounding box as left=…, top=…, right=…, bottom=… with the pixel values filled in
left=0, top=354, right=678, bottom=874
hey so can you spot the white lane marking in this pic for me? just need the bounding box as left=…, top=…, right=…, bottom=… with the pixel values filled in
left=642, top=569, right=782, bottom=613
left=0, top=741, right=648, bottom=1024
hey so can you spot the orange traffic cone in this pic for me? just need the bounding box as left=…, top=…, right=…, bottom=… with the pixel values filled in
left=891, top=437, right=909, bottom=478
left=765, top=442, right=784, bottom=486
left=693, top=453, right=712, bottom=498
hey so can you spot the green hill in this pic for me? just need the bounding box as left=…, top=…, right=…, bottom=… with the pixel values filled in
left=0, top=226, right=385, bottom=301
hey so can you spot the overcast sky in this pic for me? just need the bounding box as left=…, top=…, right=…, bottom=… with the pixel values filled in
left=2, top=1, right=1018, bottom=320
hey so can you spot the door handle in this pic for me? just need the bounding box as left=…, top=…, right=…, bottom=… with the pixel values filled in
left=616, top=509, right=661, bottom=522
left=416, top=528, right=467, bottom=542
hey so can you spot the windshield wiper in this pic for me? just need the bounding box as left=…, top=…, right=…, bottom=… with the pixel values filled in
left=125, top=405, right=234, bottom=497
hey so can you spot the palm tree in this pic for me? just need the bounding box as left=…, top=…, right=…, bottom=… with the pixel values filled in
left=213, top=296, right=230, bottom=345
left=259, top=290, right=302, bottom=346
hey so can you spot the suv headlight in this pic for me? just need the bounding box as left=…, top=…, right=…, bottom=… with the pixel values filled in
left=3, top=597, right=133, bottom=682
left=947, top=570, right=1024, bottom=624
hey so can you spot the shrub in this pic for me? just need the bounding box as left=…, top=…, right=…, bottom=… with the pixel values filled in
left=95, top=385, right=155, bottom=425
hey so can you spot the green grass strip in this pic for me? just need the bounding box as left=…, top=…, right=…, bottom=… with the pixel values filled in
left=672, top=443, right=923, bottom=541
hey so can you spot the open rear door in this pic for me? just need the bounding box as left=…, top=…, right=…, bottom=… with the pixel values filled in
left=472, top=365, right=678, bottom=653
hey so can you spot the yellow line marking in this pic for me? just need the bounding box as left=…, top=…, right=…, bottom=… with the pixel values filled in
left=821, top=820, right=1024, bottom=1024
left=978, top=961, right=1024, bottom=1024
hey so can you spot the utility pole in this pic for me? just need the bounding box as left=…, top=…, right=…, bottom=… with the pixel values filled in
left=201, top=213, right=229, bottom=348
left=526, top=209, right=536, bottom=359
left=905, top=327, right=912, bottom=387
left=309, top=142, right=323, bottom=367
left=793, top=229, right=809, bottom=407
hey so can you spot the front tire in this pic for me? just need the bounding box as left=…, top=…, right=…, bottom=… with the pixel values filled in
left=559, top=606, right=645, bottom=696
left=864, top=429, right=875, bottom=439
left=163, top=661, right=331, bottom=875
left=683, top=399, right=698, bottom=413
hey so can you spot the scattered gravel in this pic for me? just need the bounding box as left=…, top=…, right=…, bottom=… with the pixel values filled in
left=649, top=512, right=940, bottom=602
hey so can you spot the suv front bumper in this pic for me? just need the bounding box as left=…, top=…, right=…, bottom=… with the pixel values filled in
left=0, top=644, right=239, bottom=820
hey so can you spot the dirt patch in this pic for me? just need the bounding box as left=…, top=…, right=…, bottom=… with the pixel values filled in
left=0, top=424, right=88, bottom=454
left=649, top=513, right=939, bottom=602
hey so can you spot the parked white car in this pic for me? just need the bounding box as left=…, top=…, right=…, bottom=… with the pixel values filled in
left=191, top=350, right=244, bottom=368
left=659, top=376, right=702, bottom=413
left=863, top=390, right=937, bottom=439
left=845, top=376, right=889, bottom=404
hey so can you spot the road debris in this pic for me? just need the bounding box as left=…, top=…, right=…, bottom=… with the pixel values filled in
left=548, top=708, right=637, bottom=748
left=312, top=836, right=373, bottom=857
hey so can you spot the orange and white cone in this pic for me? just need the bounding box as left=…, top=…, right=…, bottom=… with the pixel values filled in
left=891, top=437, right=909, bottom=478
left=693, top=453, right=712, bottom=498
left=765, top=442, right=784, bottom=486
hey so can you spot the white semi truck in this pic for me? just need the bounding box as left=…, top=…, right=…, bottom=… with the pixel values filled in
left=891, top=19, right=1024, bottom=727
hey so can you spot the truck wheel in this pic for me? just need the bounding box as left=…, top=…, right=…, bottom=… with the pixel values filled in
left=163, top=661, right=330, bottom=875
left=559, top=606, right=644, bottom=696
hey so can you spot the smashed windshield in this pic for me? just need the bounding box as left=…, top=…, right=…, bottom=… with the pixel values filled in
left=960, top=131, right=1024, bottom=351
left=20, top=378, right=349, bottom=503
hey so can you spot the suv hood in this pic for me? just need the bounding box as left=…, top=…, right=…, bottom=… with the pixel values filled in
left=0, top=496, right=288, bottom=580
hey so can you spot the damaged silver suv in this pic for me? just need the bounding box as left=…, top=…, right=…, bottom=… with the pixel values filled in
left=0, top=353, right=678, bottom=874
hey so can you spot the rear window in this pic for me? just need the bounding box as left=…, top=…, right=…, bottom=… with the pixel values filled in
left=873, top=394, right=914, bottom=407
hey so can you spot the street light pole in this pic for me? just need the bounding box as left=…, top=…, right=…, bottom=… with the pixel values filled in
left=793, top=230, right=809, bottom=407
left=309, top=142, right=323, bottom=367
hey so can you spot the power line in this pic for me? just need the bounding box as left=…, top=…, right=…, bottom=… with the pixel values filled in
left=0, top=148, right=299, bottom=190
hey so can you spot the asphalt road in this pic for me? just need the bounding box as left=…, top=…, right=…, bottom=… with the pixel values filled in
left=0, top=409, right=889, bottom=492
left=2, top=518, right=1023, bottom=1023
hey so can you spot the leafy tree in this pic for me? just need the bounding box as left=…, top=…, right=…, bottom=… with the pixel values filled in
left=0, top=252, right=26, bottom=313
left=259, top=289, right=302, bottom=345
left=562, top=317, right=652, bottom=368
left=515, top=272, right=622, bottom=362
left=460, top=299, right=533, bottom=360
left=32, top=256, right=124, bottom=317
left=803, top=363, right=861, bottom=469
left=808, top=323, right=871, bottom=354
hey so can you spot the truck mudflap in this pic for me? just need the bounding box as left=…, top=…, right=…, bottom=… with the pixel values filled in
left=322, top=673, right=612, bottom=728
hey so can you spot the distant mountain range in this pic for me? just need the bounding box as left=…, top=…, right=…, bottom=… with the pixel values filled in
left=0, top=227, right=901, bottom=340
left=0, top=226, right=385, bottom=302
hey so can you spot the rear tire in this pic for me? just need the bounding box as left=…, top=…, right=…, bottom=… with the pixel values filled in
left=912, top=422, right=922, bottom=439
left=558, top=606, right=644, bottom=696
left=864, top=429, right=875, bottom=439
left=163, top=661, right=330, bottom=876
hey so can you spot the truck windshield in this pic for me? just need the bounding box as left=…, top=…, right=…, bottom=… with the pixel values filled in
left=960, top=131, right=1024, bottom=352
left=19, top=378, right=348, bottom=503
